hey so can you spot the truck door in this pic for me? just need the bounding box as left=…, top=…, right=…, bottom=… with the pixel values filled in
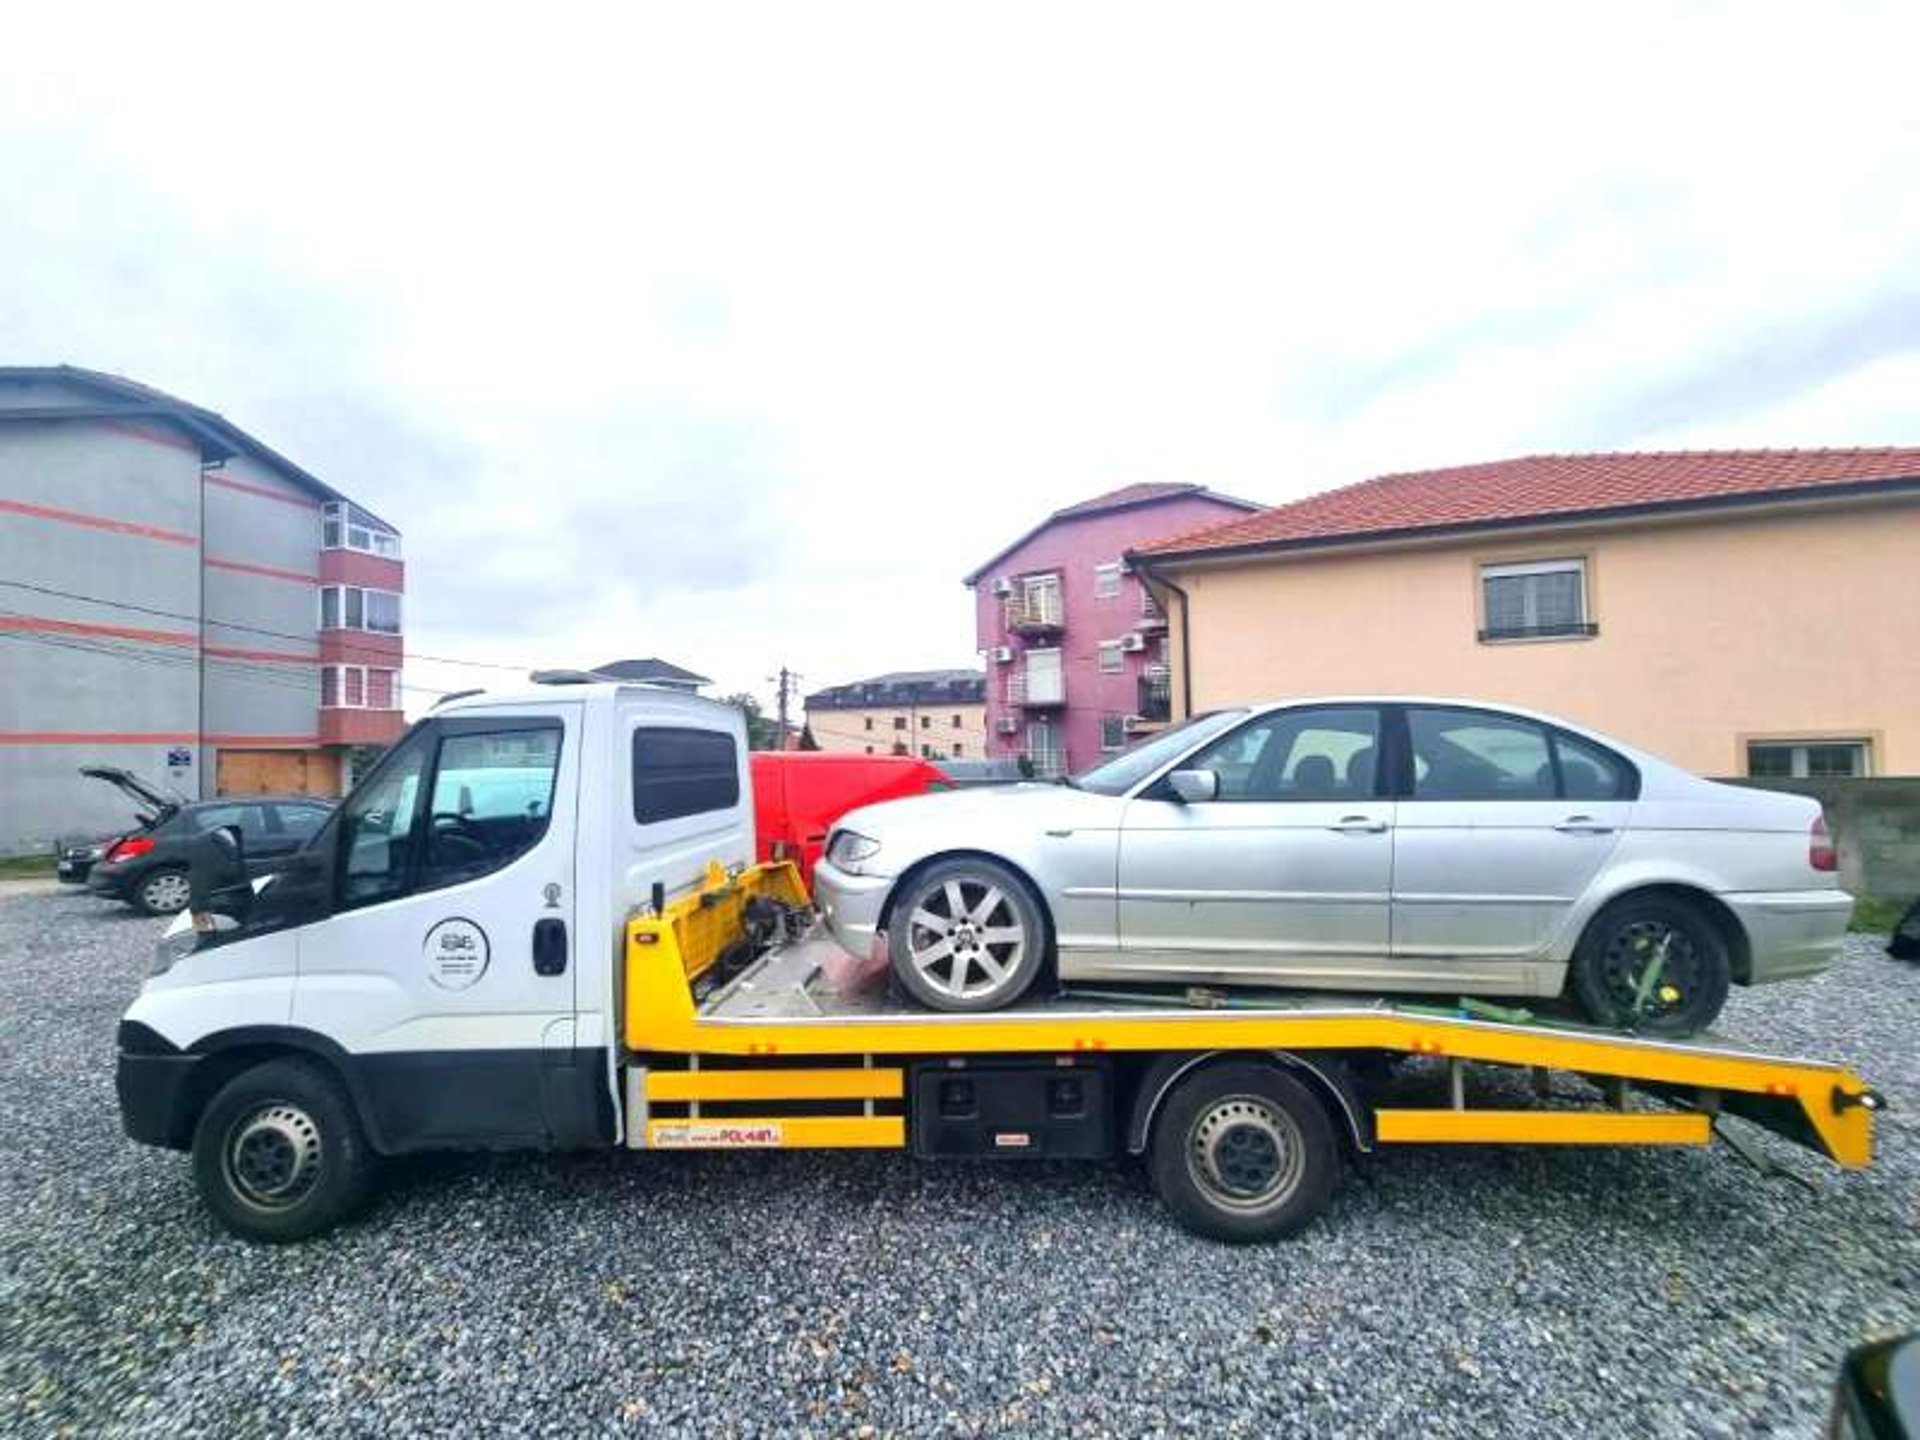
left=290, top=703, right=589, bottom=1150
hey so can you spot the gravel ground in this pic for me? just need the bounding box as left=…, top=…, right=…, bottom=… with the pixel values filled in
left=1, top=889, right=1915, bottom=1438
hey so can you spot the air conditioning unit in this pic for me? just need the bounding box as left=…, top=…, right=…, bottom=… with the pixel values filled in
left=991, top=577, right=1014, bottom=597
left=990, top=645, right=1014, bottom=664
left=1119, top=633, right=1147, bottom=653
left=995, top=715, right=1019, bottom=734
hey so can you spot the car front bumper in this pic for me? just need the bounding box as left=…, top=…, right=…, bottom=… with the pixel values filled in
left=56, top=857, right=94, bottom=882
left=811, top=858, right=895, bottom=958
left=1727, top=889, right=1856, bottom=984
left=115, top=1020, right=200, bottom=1149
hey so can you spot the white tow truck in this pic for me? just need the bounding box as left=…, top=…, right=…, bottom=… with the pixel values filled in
left=117, top=678, right=1881, bottom=1243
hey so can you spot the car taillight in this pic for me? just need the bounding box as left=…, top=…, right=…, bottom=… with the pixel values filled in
left=107, top=836, right=156, bottom=863
left=1809, top=815, right=1837, bottom=872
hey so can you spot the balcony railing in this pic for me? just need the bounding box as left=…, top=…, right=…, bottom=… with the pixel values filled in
left=1023, top=745, right=1067, bottom=779
left=1004, top=589, right=1065, bottom=634
left=1138, top=590, right=1169, bottom=628
left=1006, top=670, right=1066, bottom=708
left=1134, top=670, right=1172, bottom=724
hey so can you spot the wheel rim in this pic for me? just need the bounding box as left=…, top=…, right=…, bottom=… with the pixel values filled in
left=1598, top=918, right=1703, bottom=1020
left=905, top=877, right=1027, bottom=1001
left=1187, top=1095, right=1305, bottom=1214
left=143, top=871, right=191, bottom=912
left=224, top=1103, right=324, bottom=1211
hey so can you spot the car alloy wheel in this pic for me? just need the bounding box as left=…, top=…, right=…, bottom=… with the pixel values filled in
left=905, top=877, right=1028, bottom=1003
left=139, top=869, right=192, bottom=915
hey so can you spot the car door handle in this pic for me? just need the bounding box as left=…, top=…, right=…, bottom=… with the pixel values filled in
left=1329, top=816, right=1389, bottom=834
left=1554, top=815, right=1615, bottom=835
left=533, top=917, right=568, bottom=976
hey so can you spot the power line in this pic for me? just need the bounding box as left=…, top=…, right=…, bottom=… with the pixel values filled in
left=0, top=578, right=530, bottom=671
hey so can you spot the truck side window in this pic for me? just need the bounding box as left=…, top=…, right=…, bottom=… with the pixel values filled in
left=420, top=727, right=562, bottom=889
left=633, top=727, right=739, bottom=823
left=339, top=728, right=432, bottom=908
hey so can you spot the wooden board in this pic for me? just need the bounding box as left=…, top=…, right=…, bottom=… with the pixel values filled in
left=216, top=748, right=341, bottom=796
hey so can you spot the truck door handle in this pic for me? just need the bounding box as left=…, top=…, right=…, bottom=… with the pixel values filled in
left=1554, top=815, right=1615, bottom=835
left=533, top=917, right=568, bottom=976
left=1329, top=816, right=1388, bottom=834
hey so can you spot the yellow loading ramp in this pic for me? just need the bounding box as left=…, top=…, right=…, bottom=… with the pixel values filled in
left=621, top=864, right=1880, bottom=1167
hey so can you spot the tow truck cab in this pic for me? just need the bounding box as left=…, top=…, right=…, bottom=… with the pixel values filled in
left=119, top=681, right=749, bottom=1165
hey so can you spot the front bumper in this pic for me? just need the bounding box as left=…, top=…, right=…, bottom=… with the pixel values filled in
left=811, top=858, right=895, bottom=957
left=115, top=1021, right=201, bottom=1149
left=1727, top=889, right=1856, bottom=984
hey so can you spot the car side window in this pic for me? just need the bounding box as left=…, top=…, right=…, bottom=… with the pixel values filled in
left=1408, top=707, right=1555, bottom=801
left=420, top=727, right=562, bottom=890
left=1554, top=730, right=1634, bottom=800
left=193, top=803, right=271, bottom=840
left=273, top=804, right=329, bottom=841
left=338, top=727, right=433, bottom=908
left=1186, top=707, right=1380, bottom=801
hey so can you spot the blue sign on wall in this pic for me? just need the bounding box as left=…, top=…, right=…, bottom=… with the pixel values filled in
left=166, top=747, right=192, bottom=769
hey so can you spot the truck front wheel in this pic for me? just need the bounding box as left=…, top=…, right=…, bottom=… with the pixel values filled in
left=190, top=1058, right=378, bottom=1243
left=1148, top=1061, right=1339, bottom=1243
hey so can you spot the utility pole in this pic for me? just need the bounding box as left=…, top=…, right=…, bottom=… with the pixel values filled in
left=768, top=666, right=800, bottom=751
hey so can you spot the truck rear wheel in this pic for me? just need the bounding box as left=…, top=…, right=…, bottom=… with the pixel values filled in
left=190, top=1058, right=378, bottom=1243
left=1148, top=1061, right=1339, bottom=1243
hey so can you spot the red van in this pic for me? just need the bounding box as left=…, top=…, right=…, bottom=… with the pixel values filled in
left=749, top=753, right=948, bottom=891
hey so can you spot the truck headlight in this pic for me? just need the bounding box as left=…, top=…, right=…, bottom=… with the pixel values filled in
left=826, top=830, right=882, bottom=871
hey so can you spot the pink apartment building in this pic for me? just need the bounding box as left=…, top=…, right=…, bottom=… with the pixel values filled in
left=965, top=483, right=1260, bottom=776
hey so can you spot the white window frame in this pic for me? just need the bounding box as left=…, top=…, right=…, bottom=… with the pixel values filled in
left=1100, top=714, right=1126, bottom=751
left=1097, top=641, right=1124, bottom=674
left=319, top=584, right=404, bottom=635
left=1094, top=562, right=1123, bottom=599
left=1745, top=738, right=1872, bottom=779
left=1479, top=557, right=1589, bottom=640
left=321, top=500, right=402, bottom=559
left=323, top=664, right=402, bottom=710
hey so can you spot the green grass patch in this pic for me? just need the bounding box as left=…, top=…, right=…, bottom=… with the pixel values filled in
left=0, top=854, right=56, bottom=879
left=1849, top=895, right=1908, bottom=934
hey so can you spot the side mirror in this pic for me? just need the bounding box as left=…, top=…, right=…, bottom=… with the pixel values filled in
left=187, top=824, right=252, bottom=921
left=1167, top=768, right=1219, bottom=804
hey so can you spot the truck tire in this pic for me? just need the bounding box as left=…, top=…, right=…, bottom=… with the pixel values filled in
left=1569, top=894, right=1731, bottom=1036
left=1148, top=1061, right=1339, bottom=1243
left=886, top=857, right=1049, bottom=1012
left=191, top=1057, right=379, bottom=1243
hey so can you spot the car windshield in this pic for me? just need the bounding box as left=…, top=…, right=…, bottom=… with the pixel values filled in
left=1068, top=710, right=1248, bottom=795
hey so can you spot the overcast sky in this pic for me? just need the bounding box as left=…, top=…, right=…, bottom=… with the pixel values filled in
left=3, top=3, right=1917, bottom=714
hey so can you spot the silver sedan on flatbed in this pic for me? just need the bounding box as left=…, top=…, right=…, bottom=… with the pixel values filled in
left=812, top=698, right=1853, bottom=1033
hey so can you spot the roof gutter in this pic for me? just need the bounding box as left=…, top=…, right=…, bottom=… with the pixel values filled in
left=1126, top=553, right=1193, bottom=720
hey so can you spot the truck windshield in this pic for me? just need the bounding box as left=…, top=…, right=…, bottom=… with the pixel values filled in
left=1068, top=710, right=1248, bottom=795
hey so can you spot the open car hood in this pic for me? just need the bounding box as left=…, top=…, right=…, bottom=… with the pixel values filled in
left=79, top=765, right=186, bottom=817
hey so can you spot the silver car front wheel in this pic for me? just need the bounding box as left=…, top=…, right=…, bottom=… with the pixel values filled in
left=887, top=858, right=1047, bottom=1012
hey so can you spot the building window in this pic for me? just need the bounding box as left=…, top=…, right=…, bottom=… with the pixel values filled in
left=920, top=744, right=931, bottom=757
left=864, top=745, right=873, bottom=754
left=320, top=585, right=403, bottom=635
left=1094, top=562, right=1122, bottom=599
left=1098, top=641, right=1124, bottom=674
left=954, top=743, right=964, bottom=756
left=321, top=501, right=402, bottom=559
left=1101, top=715, right=1126, bottom=751
left=893, top=715, right=907, bottom=731
left=1747, top=739, right=1871, bottom=779
left=323, top=665, right=402, bottom=710
left=951, top=714, right=961, bottom=728
left=1479, top=558, right=1591, bottom=641
left=921, top=715, right=931, bottom=729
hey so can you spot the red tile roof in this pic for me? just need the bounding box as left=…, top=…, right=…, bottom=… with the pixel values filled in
left=1137, top=448, right=1920, bottom=560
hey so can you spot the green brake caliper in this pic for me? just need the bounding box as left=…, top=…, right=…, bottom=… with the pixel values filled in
left=1629, top=931, right=1677, bottom=1021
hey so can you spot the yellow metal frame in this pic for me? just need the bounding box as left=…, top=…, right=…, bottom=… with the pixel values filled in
left=623, top=863, right=1876, bottom=1166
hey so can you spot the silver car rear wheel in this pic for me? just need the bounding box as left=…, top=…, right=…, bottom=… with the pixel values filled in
left=888, top=858, right=1047, bottom=1012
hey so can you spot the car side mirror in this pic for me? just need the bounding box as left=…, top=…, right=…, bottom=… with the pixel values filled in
left=1167, top=768, right=1219, bottom=804
left=187, top=824, right=252, bottom=922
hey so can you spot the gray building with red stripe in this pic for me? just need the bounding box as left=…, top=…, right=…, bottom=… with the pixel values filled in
left=0, top=366, right=405, bottom=854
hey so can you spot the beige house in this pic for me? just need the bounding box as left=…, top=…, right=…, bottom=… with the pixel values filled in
left=803, top=669, right=987, bottom=761
left=1130, top=449, right=1920, bottom=778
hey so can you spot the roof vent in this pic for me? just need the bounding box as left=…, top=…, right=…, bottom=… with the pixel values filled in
left=529, top=669, right=604, bottom=686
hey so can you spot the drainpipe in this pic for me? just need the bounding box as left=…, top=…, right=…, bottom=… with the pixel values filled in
left=1127, top=555, right=1193, bottom=720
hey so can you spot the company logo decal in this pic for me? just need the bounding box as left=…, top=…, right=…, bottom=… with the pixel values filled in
left=650, top=1122, right=784, bottom=1149
left=424, top=917, right=490, bottom=990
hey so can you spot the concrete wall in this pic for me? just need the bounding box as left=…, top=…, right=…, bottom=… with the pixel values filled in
left=1731, top=777, right=1920, bottom=902
left=805, top=702, right=987, bottom=758
left=201, top=453, right=323, bottom=760
left=1165, top=496, right=1920, bottom=777
left=0, top=419, right=205, bottom=850
left=972, top=496, right=1247, bottom=773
